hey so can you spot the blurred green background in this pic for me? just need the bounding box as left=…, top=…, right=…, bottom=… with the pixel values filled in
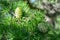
left=0, top=0, right=60, bottom=40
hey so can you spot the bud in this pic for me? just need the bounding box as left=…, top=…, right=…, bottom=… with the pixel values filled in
left=15, top=7, right=22, bottom=19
